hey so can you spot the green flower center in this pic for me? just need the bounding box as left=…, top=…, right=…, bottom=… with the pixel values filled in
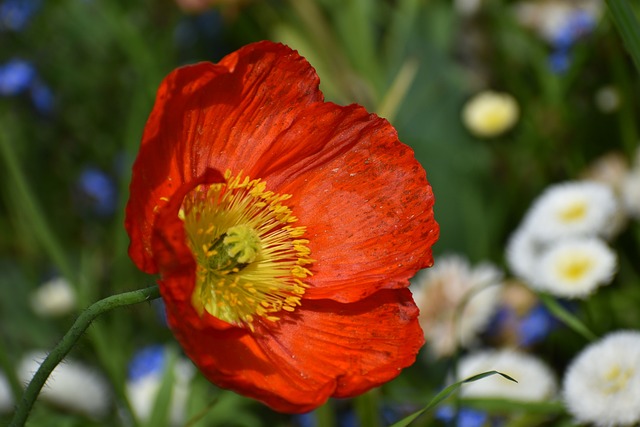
left=181, top=171, right=313, bottom=330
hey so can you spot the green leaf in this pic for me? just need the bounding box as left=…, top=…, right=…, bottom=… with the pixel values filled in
left=354, top=389, right=381, bottom=427
left=538, top=293, right=597, bottom=342
left=315, top=401, right=337, bottom=427
left=389, top=371, right=517, bottom=427
left=383, top=0, right=421, bottom=66
left=606, top=0, right=640, bottom=73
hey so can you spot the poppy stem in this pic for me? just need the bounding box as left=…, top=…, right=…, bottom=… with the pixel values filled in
left=9, top=285, right=161, bottom=427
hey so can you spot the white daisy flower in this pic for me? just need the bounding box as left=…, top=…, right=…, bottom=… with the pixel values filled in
left=30, top=277, right=76, bottom=317
left=505, top=227, right=545, bottom=288
left=411, top=255, right=504, bottom=357
left=562, top=330, right=640, bottom=427
left=457, top=348, right=557, bottom=401
left=535, top=237, right=617, bottom=298
left=126, top=345, right=195, bottom=427
left=522, top=181, right=618, bottom=242
left=17, top=351, right=111, bottom=418
left=0, top=371, right=13, bottom=413
left=461, top=91, right=519, bottom=138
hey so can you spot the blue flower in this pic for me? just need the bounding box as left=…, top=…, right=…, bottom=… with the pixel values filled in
left=458, top=409, right=489, bottom=427
left=436, top=406, right=489, bottom=427
left=547, top=10, right=596, bottom=75
left=337, top=408, right=359, bottom=427
left=29, top=79, right=54, bottom=114
left=518, top=303, right=557, bottom=346
left=77, top=167, right=117, bottom=217
left=548, top=49, right=572, bottom=74
left=128, top=345, right=166, bottom=382
left=0, top=0, right=40, bottom=31
left=0, top=59, right=36, bottom=95
left=292, top=411, right=318, bottom=427
left=152, top=298, right=169, bottom=326
left=551, top=10, right=596, bottom=50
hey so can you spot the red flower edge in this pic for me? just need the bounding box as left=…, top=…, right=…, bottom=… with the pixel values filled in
left=125, top=40, right=439, bottom=413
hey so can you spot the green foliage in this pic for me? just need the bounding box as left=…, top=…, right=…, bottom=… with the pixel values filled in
left=3, top=0, right=640, bottom=426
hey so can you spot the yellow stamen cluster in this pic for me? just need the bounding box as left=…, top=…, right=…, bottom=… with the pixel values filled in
left=557, top=253, right=592, bottom=283
left=181, top=170, right=313, bottom=330
left=602, top=364, right=634, bottom=394
left=558, top=200, right=587, bottom=224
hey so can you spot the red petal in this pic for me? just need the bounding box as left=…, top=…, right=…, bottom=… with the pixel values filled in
left=125, top=41, right=324, bottom=273
left=250, top=101, right=438, bottom=302
left=126, top=40, right=437, bottom=413
left=161, top=287, right=423, bottom=413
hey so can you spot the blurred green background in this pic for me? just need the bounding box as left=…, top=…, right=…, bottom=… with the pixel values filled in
left=2, top=0, right=640, bottom=426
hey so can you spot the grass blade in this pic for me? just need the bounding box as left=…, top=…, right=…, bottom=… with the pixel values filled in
left=607, top=0, right=640, bottom=72
left=389, top=371, right=516, bottom=427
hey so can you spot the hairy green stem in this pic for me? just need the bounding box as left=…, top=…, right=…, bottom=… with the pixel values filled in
left=9, top=285, right=161, bottom=427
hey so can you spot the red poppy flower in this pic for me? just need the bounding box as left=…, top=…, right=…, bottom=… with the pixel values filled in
left=125, top=40, right=438, bottom=413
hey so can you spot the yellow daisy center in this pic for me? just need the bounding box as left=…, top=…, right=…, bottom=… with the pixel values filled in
left=602, top=364, right=634, bottom=394
left=558, top=200, right=587, bottom=223
left=180, top=170, right=313, bottom=330
left=556, top=253, right=593, bottom=283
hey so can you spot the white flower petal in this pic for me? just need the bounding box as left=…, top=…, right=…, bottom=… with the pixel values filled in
left=535, top=237, right=617, bottom=298
left=522, top=181, right=618, bottom=242
left=30, top=277, right=76, bottom=317
left=412, top=255, right=504, bottom=357
left=17, top=351, right=111, bottom=418
left=505, top=227, right=545, bottom=288
left=0, top=372, right=13, bottom=413
left=457, top=349, right=557, bottom=401
left=563, top=331, right=640, bottom=427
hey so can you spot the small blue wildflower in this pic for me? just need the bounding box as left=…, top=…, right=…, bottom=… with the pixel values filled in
left=29, top=80, right=54, bottom=114
left=337, top=408, right=359, bottom=427
left=152, top=299, right=168, bottom=326
left=292, top=411, right=317, bottom=427
left=458, top=408, right=489, bottom=427
left=436, top=405, right=456, bottom=422
left=382, top=404, right=407, bottom=425
left=77, top=167, right=117, bottom=217
left=0, top=0, right=41, bottom=31
left=548, top=49, right=572, bottom=74
left=436, top=406, right=489, bottom=427
left=485, top=306, right=512, bottom=338
left=547, top=10, right=596, bottom=74
left=128, top=345, right=166, bottom=382
left=518, top=303, right=556, bottom=346
left=552, top=10, right=596, bottom=50
left=0, top=59, right=36, bottom=95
